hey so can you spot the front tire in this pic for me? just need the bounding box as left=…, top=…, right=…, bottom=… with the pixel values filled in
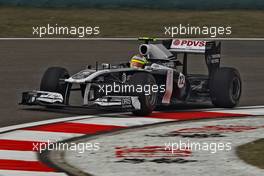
left=129, top=72, right=157, bottom=116
left=40, top=67, right=70, bottom=102
left=210, top=67, right=242, bottom=108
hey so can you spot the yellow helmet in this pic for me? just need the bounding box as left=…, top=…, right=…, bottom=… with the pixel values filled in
left=130, top=55, right=148, bottom=68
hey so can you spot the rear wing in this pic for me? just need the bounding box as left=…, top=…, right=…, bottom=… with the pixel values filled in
left=162, top=39, right=221, bottom=75
left=162, top=39, right=220, bottom=54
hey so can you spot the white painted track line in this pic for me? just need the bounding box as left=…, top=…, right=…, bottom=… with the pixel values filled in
left=0, top=115, right=94, bottom=133
left=0, top=150, right=38, bottom=161
left=2, top=38, right=264, bottom=41
left=74, top=117, right=173, bottom=127
left=235, top=105, right=264, bottom=109
left=0, top=130, right=83, bottom=142
left=209, top=108, right=264, bottom=116
left=0, top=170, right=68, bottom=176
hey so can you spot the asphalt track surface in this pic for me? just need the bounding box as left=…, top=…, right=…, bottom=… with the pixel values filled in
left=0, top=40, right=264, bottom=127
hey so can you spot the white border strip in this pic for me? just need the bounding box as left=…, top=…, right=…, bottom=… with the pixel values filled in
left=74, top=117, right=173, bottom=127
left=0, top=115, right=94, bottom=133
left=0, top=170, right=68, bottom=176
left=0, top=150, right=38, bottom=161
left=1, top=38, right=264, bottom=41
left=0, top=130, right=83, bottom=142
left=202, top=105, right=264, bottom=112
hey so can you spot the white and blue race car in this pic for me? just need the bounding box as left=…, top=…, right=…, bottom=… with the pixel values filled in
left=20, top=38, right=242, bottom=116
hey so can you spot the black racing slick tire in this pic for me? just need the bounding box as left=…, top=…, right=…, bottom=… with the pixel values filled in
left=129, top=72, right=157, bottom=116
left=210, top=67, right=242, bottom=108
left=40, top=67, right=70, bottom=100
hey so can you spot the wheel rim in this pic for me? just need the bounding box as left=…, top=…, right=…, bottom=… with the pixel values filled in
left=230, top=77, right=241, bottom=101
left=146, top=78, right=157, bottom=106
left=146, top=91, right=156, bottom=106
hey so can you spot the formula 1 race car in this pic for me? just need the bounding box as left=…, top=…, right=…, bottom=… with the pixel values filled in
left=20, top=38, right=242, bottom=116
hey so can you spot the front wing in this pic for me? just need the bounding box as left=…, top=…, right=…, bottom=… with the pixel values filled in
left=20, top=91, right=141, bottom=111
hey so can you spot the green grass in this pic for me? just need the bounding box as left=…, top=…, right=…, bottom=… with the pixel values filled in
left=237, top=139, right=264, bottom=169
left=0, top=7, right=264, bottom=37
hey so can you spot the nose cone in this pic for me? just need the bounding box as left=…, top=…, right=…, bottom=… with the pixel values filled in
left=71, top=69, right=94, bottom=80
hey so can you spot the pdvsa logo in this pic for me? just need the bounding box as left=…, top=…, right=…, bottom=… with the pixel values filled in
left=173, top=40, right=206, bottom=47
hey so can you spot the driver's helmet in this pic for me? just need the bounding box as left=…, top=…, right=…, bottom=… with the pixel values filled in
left=130, top=54, right=148, bottom=69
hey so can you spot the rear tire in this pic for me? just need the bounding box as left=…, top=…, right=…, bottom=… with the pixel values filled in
left=40, top=67, right=70, bottom=101
left=210, top=67, right=242, bottom=108
left=129, top=72, right=157, bottom=116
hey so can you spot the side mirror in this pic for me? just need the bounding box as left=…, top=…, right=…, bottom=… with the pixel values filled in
left=86, top=65, right=92, bottom=69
